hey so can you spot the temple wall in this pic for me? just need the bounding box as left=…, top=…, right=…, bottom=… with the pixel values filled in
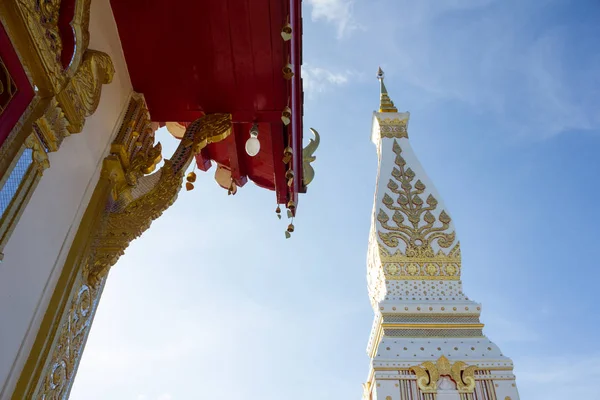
left=0, top=0, right=132, bottom=396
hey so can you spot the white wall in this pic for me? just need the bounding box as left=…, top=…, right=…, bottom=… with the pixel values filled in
left=0, top=0, right=132, bottom=396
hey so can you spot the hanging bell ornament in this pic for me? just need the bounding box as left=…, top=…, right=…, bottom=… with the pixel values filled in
left=186, top=171, right=197, bottom=183
left=282, top=146, right=293, bottom=164
left=185, top=182, right=194, bottom=191
left=276, top=205, right=281, bottom=214
left=287, top=223, right=295, bottom=233
left=282, top=57, right=294, bottom=80
left=228, top=181, right=237, bottom=196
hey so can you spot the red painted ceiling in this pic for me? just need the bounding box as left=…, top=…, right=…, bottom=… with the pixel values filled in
left=110, top=0, right=304, bottom=205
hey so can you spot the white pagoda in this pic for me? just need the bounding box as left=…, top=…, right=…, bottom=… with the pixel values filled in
left=362, top=68, right=520, bottom=400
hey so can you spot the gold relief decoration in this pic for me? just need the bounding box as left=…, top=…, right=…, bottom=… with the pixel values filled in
left=39, top=276, right=102, bottom=399
left=32, top=97, right=68, bottom=151
left=361, top=381, right=372, bottom=400
left=302, top=128, right=320, bottom=187
left=68, top=0, right=92, bottom=71
left=377, top=139, right=460, bottom=280
left=377, top=117, right=408, bottom=139
left=56, top=50, right=115, bottom=134
left=30, top=99, right=232, bottom=399
left=84, top=111, right=231, bottom=286
left=16, top=0, right=65, bottom=91
left=0, top=57, right=18, bottom=115
left=25, top=131, right=50, bottom=172
left=410, top=356, right=477, bottom=394
left=0, top=0, right=110, bottom=186
left=14, top=0, right=92, bottom=90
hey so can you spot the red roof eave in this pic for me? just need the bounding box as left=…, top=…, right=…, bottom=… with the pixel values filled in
left=289, top=0, right=304, bottom=209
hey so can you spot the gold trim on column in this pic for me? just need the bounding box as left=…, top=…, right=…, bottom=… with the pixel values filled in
left=13, top=94, right=233, bottom=399
left=0, top=0, right=114, bottom=257
left=0, top=133, right=49, bottom=260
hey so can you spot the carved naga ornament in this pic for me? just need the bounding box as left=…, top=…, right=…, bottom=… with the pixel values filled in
left=302, top=127, right=320, bottom=186
left=84, top=113, right=232, bottom=286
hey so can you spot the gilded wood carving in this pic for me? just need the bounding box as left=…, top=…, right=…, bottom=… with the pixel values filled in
left=0, top=0, right=114, bottom=257
left=32, top=95, right=232, bottom=398
left=84, top=112, right=231, bottom=286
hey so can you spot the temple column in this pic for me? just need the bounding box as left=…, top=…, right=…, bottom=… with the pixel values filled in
left=0, top=0, right=128, bottom=397
left=9, top=91, right=233, bottom=398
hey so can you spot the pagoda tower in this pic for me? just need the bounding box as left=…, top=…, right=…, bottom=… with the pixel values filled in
left=362, top=69, right=520, bottom=400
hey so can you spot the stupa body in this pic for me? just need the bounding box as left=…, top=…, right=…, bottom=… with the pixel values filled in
left=362, top=69, right=520, bottom=400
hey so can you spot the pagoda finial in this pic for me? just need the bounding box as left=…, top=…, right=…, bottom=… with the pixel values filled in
left=377, top=67, right=398, bottom=113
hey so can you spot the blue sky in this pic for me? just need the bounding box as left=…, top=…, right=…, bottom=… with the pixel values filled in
left=72, top=0, right=600, bottom=399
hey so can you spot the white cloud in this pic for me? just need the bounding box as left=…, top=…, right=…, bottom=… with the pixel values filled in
left=307, top=0, right=361, bottom=38
left=302, top=64, right=353, bottom=96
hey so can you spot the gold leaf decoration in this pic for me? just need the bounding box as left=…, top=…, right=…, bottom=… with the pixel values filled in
left=84, top=113, right=231, bottom=286
left=377, top=139, right=461, bottom=280
left=410, top=356, right=479, bottom=394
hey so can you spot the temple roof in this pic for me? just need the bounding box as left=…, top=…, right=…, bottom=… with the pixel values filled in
left=110, top=0, right=305, bottom=207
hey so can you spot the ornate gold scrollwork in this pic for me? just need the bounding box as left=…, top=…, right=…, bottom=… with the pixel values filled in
left=31, top=96, right=232, bottom=399
left=56, top=50, right=114, bottom=133
left=8, top=0, right=113, bottom=137
left=0, top=0, right=114, bottom=257
left=84, top=112, right=232, bottom=286
left=378, top=117, right=408, bottom=139
left=24, top=131, right=50, bottom=172
left=377, top=139, right=461, bottom=280
left=15, top=0, right=64, bottom=91
left=32, top=97, right=68, bottom=151
left=40, top=277, right=99, bottom=398
left=14, top=0, right=92, bottom=91
left=410, top=356, right=478, bottom=394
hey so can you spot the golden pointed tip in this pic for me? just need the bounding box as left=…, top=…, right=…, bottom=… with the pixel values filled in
left=377, top=66, right=398, bottom=113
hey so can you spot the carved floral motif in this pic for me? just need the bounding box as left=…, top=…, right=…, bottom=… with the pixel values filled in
left=410, top=356, right=477, bottom=394
left=378, top=117, right=408, bottom=139
left=16, top=0, right=65, bottom=89
left=35, top=95, right=233, bottom=398
left=57, top=50, right=115, bottom=134
left=377, top=139, right=460, bottom=280
left=40, top=278, right=101, bottom=399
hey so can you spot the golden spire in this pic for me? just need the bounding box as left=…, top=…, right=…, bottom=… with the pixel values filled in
left=377, top=67, right=398, bottom=113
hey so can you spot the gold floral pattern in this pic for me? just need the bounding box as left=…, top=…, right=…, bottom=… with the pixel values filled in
left=377, top=139, right=460, bottom=280
left=410, top=356, right=477, bottom=393
left=378, top=117, right=408, bottom=139
left=34, top=97, right=232, bottom=398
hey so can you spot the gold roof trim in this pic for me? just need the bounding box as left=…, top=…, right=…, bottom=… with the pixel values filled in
left=377, top=67, right=398, bottom=113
